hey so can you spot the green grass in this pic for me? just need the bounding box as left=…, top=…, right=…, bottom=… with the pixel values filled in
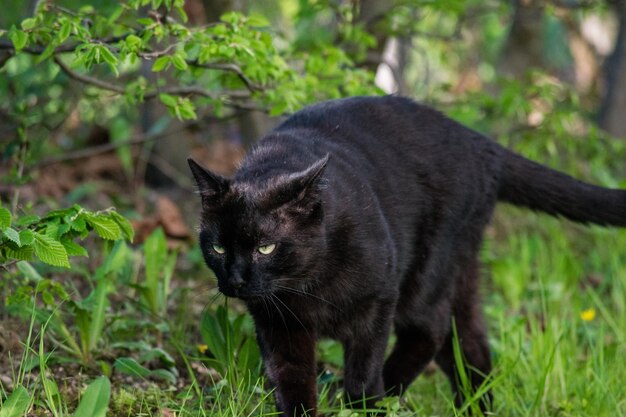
left=1, top=209, right=625, bottom=417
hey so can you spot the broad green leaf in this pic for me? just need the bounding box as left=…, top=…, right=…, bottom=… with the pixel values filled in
left=73, top=377, right=110, bottom=417
left=8, top=27, right=28, bottom=51
left=3, top=227, right=20, bottom=246
left=147, top=369, right=177, bottom=384
left=159, top=93, right=177, bottom=107
left=143, top=228, right=166, bottom=311
left=152, top=56, right=170, bottom=72
left=5, top=245, right=34, bottom=262
left=20, top=18, right=37, bottom=30
left=70, top=216, right=87, bottom=232
left=32, top=232, right=70, bottom=268
left=109, top=211, right=134, bottom=242
left=171, top=54, right=188, bottom=70
left=58, top=20, right=72, bottom=43
left=15, top=215, right=40, bottom=227
left=138, top=347, right=176, bottom=367
left=125, top=34, right=142, bottom=48
left=0, top=385, right=31, bottom=417
left=0, top=207, right=11, bottom=230
left=114, top=357, right=150, bottom=378
left=88, top=278, right=109, bottom=352
left=100, top=45, right=117, bottom=63
left=19, top=230, right=34, bottom=245
left=100, top=240, right=129, bottom=276
left=61, top=239, right=89, bottom=257
left=85, top=214, right=122, bottom=240
left=200, top=310, right=227, bottom=368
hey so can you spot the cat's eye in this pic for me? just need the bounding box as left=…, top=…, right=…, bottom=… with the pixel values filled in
left=257, top=243, right=276, bottom=255
left=212, top=244, right=225, bottom=254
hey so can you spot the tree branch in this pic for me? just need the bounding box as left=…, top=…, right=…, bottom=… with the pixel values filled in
left=53, top=55, right=252, bottom=101
left=187, top=60, right=261, bottom=92
left=53, top=55, right=125, bottom=93
left=33, top=125, right=192, bottom=167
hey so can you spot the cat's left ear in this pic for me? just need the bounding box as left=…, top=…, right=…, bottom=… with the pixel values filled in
left=188, top=158, right=229, bottom=207
left=266, top=154, right=330, bottom=210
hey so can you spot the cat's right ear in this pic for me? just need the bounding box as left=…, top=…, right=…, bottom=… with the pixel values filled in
left=187, top=158, right=229, bottom=207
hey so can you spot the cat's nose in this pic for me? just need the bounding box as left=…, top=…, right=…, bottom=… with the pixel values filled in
left=230, top=273, right=245, bottom=289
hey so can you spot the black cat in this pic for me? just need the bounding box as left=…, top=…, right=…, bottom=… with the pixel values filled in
left=188, top=96, right=626, bottom=416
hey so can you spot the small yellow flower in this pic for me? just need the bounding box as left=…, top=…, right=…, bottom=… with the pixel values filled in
left=580, top=308, right=596, bottom=322
left=197, top=344, right=209, bottom=354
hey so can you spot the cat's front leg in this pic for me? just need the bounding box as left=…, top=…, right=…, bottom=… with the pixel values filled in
left=256, top=325, right=317, bottom=416
left=342, top=301, right=394, bottom=411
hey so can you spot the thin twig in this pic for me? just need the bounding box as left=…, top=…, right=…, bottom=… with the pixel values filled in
left=139, top=43, right=179, bottom=59
left=53, top=55, right=252, bottom=100
left=33, top=125, right=192, bottom=168
left=188, top=60, right=261, bottom=92
left=53, top=55, right=125, bottom=93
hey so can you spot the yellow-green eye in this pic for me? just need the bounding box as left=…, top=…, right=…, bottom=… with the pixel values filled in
left=258, top=243, right=276, bottom=255
left=212, top=244, right=225, bottom=254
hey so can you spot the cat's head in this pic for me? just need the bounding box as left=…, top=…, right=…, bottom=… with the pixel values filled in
left=188, top=156, right=329, bottom=301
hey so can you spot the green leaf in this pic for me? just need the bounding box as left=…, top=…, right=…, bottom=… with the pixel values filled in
left=20, top=18, right=37, bottom=30
left=8, top=27, right=28, bottom=52
left=143, top=228, right=167, bottom=312
left=61, top=239, right=89, bottom=257
left=247, top=13, right=270, bottom=27
left=146, top=368, right=177, bottom=384
left=100, top=240, right=129, bottom=276
left=125, top=34, right=142, bottom=48
left=15, top=215, right=40, bottom=227
left=98, top=46, right=119, bottom=71
left=159, top=93, right=177, bottom=107
left=58, top=20, right=72, bottom=43
left=114, top=357, right=150, bottom=378
left=5, top=245, right=34, bottom=262
left=32, top=232, right=70, bottom=268
left=19, top=230, right=34, bottom=245
left=70, top=216, right=87, bottom=232
left=0, top=385, right=31, bottom=417
left=3, top=228, right=20, bottom=246
left=85, top=214, right=122, bottom=240
left=73, top=377, right=110, bottom=417
left=0, top=207, right=11, bottom=230
left=171, top=54, right=188, bottom=70
left=152, top=56, right=170, bottom=72
left=109, top=211, right=134, bottom=242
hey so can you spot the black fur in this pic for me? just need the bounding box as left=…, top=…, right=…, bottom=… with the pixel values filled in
left=189, top=96, right=626, bottom=416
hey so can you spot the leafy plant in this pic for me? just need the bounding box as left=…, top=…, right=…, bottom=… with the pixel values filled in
left=73, top=376, right=111, bottom=417
left=138, top=227, right=177, bottom=317
left=0, top=386, right=30, bottom=417
left=200, top=305, right=261, bottom=379
left=0, top=203, right=134, bottom=268
left=6, top=240, right=134, bottom=364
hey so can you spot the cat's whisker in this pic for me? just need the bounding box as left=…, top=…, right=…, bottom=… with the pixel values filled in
left=273, top=284, right=342, bottom=312
left=271, top=293, right=311, bottom=337
left=268, top=294, right=289, bottom=333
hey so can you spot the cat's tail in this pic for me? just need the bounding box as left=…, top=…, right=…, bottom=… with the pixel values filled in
left=497, top=149, right=626, bottom=227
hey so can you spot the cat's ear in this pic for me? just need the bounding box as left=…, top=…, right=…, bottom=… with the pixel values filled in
left=267, top=154, right=329, bottom=210
left=188, top=158, right=229, bottom=207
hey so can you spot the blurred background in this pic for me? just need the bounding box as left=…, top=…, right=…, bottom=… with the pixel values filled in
left=1, top=0, right=625, bottom=211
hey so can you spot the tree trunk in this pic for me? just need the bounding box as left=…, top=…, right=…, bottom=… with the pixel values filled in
left=599, top=0, right=626, bottom=138
left=497, top=0, right=547, bottom=78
